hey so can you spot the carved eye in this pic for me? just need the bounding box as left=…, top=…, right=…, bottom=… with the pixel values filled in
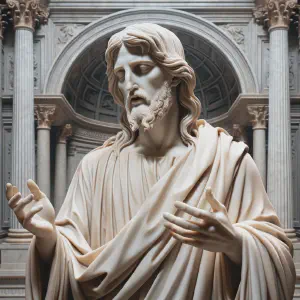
left=116, top=70, right=125, bottom=82
left=135, top=64, right=153, bottom=76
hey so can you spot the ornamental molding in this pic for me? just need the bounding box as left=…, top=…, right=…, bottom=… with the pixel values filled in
left=75, top=128, right=114, bottom=142
left=34, top=104, right=56, bottom=129
left=247, top=105, right=268, bottom=129
left=253, top=0, right=296, bottom=30
left=6, top=0, right=48, bottom=31
left=58, top=124, right=72, bottom=143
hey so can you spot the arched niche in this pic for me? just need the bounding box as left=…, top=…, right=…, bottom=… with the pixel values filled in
left=44, top=9, right=258, bottom=123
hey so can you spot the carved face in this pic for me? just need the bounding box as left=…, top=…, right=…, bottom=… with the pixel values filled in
left=114, top=45, right=173, bottom=131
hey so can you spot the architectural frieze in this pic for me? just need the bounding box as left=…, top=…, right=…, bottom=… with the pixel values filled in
left=6, top=0, right=48, bottom=31
left=247, top=105, right=268, bottom=130
left=34, top=104, right=56, bottom=129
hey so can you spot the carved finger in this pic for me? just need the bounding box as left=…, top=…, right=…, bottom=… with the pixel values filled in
left=170, top=232, right=202, bottom=248
left=27, top=179, right=45, bottom=201
left=164, top=221, right=209, bottom=239
left=12, top=186, right=18, bottom=196
left=205, top=187, right=226, bottom=213
left=23, top=205, right=43, bottom=228
left=163, top=212, right=209, bottom=233
left=6, top=183, right=13, bottom=200
left=174, top=201, right=217, bottom=224
left=8, top=192, right=22, bottom=209
left=14, top=194, right=34, bottom=214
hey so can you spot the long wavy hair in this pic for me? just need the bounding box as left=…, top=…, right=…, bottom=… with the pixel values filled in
left=104, top=23, right=201, bottom=153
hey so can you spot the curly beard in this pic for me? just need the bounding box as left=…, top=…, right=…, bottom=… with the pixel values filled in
left=126, top=81, right=173, bottom=132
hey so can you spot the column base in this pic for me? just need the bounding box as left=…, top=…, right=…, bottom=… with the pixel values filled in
left=285, top=228, right=299, bottom=243
left=4, top=229, right=33, bottom=244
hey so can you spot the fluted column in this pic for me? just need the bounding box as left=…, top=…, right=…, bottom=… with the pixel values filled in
left=266, top=0, right=296, bottom=231
left=248, top=105, right=268, bottom=187
left=34, top=104, right=55, bottom=198
left=0, top=10, right=7, bottom=238
left=54, top=124, right=72, bottom=213
left=6, top=0, right=48, bottom=243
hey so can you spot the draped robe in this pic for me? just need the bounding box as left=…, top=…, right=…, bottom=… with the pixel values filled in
left=26, top=121, right=296, bottom=299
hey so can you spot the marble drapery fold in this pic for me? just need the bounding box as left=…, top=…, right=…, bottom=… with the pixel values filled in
left=26, top=121, right=295, bottom=299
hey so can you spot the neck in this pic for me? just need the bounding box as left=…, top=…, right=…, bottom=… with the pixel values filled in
left=135, top=94, right=187, bottom=156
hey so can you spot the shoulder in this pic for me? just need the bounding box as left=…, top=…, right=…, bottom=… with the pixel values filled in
left=80, top=145, right=114, bottom=172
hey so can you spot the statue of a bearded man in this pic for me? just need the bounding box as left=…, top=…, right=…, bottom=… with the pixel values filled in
left=6, top=23, right=295, bottom=299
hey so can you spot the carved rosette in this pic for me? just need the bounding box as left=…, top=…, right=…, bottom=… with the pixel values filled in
left=247, top=105, right=268, bottom=130
left=6, top=0, right=48, bottom=31
left=58, top=124, right=72, bottom=144
left=34, top=104, right=56, bottom=129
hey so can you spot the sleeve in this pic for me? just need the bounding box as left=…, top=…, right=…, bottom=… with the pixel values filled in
left=26, top=153, right=97, bottom=300
left=215, top=153, right=296, bottom=300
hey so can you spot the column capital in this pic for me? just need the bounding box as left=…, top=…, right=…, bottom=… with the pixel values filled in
left=58, top=124, right=72, bottom=144
left=34, top=104, right=56, bottom=129
left=254, top=0, right=296, bottom=31
left=247, top=104, right=268, bottom=130
left=6, top=0, right=48, bottom=31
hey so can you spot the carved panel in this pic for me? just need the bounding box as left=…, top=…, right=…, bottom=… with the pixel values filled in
left=33, top=40, right=41, bottom=92
left=219, top=24, right=246, bottom=53
left=56, top=24, right=85, bottom=54
left=3, top=40, right=41, bottom=93
left=263, top=43, right=297, bottom=91
left=2, top=125, right=12, bottom=228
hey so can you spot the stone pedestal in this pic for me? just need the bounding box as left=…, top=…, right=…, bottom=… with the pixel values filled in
left=0, top=243, right=28, bottom=299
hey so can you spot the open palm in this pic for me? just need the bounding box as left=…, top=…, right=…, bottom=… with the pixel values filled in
left=6, top=179, right=55, bottom=238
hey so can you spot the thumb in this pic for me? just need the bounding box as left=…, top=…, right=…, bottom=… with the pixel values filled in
left=205, top=187, right=225, bottom=212
left=27, top=179, right=46, bottom=201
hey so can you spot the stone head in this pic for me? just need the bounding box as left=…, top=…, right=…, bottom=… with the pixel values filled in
left=105, top=23, right=201, bottom=149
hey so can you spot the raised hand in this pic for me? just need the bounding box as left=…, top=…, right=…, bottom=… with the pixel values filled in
left=163, top=187, right=242, bottom=265
left=6, top=180, right=56, bottom=238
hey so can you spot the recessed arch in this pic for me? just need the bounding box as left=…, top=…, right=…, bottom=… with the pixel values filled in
left=44, top=8, right=258, bottom=97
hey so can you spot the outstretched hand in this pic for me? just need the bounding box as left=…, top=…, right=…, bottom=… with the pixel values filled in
left=6, top=180, right=56, bottom=238
left=163, top=187, right=242, bottom=265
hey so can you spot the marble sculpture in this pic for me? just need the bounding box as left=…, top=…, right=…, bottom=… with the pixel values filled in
left=6, top=23, right=296, bottom=299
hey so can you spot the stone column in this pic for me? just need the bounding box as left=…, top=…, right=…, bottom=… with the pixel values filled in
left=54, top=124, right=72, bottom=213
left=6, top=0, right=48, bottom=243
left=0, top=10, right=7, bottom=239
left=34, top=104, right=55, bottom=198
left=247, top=105, right=268, bottom=187
left=266, top=0, right=296, bottom=234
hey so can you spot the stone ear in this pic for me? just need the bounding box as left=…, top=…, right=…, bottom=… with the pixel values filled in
left=171, top=77, right=181, bottom=87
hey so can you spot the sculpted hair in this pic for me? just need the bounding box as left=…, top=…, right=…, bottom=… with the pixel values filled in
left=105, top=23, right=201, bottom=152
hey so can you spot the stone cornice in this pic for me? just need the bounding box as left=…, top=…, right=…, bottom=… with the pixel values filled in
left=6, top=0, right=48, bottom=31
left=58, top=123, right=72, bottom=144
left=34, top=104, right=56, bottom=129
left=247, top=104, right=268, bottom=129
